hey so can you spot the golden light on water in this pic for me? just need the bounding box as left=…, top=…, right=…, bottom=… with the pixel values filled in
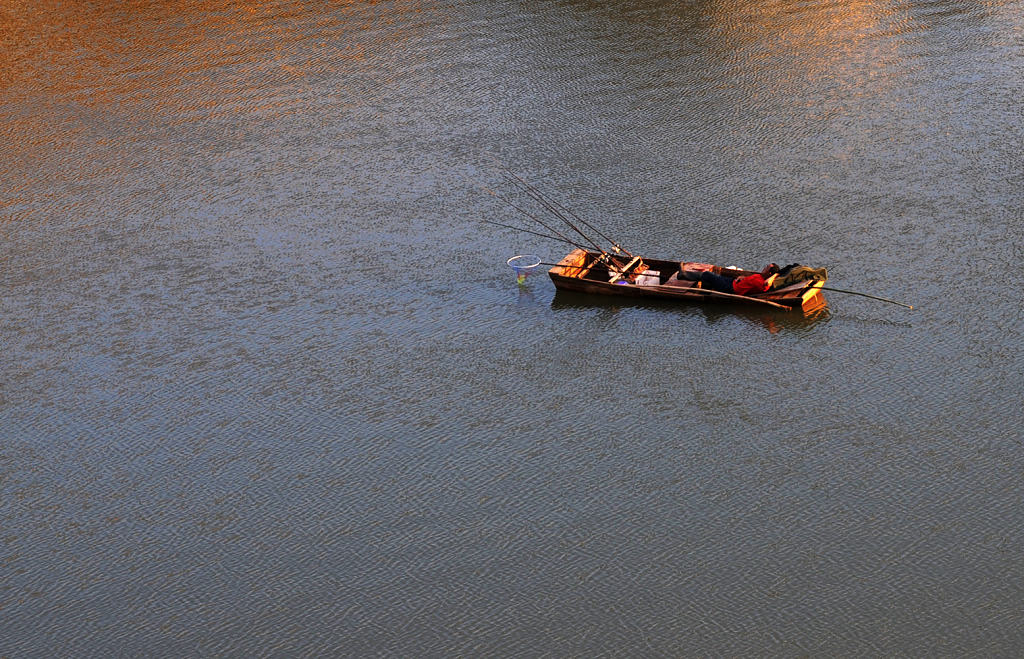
left=705, top=0, right=908, bottom=94
left=0, top=0, right=394, bottom=115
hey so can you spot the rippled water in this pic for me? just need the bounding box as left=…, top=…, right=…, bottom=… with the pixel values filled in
left=2, top=0, right=1024, bottom=655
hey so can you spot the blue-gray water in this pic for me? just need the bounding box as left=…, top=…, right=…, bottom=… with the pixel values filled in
left=2, top=0, right=1023, bottom=655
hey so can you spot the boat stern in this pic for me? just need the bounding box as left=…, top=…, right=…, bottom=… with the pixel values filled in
left=799, top=279, right=827, bottom=311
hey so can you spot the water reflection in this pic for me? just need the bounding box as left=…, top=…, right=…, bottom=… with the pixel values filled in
left=514, top=285, right=538, bottom=306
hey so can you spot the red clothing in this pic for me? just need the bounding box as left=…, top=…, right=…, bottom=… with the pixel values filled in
left=732, top=273, right=768, bottom=296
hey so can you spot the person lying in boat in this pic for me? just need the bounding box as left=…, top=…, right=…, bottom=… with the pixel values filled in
left=699, top=263, right=780, bottom=296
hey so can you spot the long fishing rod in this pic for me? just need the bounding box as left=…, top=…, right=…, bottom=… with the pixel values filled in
left=470, top=172, right=631, bottom=274
left=499, top=168, right=623, bottom=254
left=548, top=193, right=632, bottom=257
left=500, top=170, right=607, bottom=254
left=462, top=171, right=591, bottom=255
left=493, top=191, right=604, bottom=259
left=499, top=165, right=633, bottom=257
left=501, top=173, right=602, bottom=252
left=479, top=153, right=619, bottom=253
left=467, top=160, right=621, bottom=259
left=480, top=220, right=590, bottom=251
left=495, top=171, right=636, bottom=276
left=819, top=286, right=914, bottom=310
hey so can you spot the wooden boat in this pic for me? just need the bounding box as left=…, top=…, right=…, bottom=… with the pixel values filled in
left=548, top=248, right=827, bottom=312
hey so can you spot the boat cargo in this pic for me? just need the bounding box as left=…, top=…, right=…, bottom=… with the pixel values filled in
left=548, top=248, right=827, bottom=312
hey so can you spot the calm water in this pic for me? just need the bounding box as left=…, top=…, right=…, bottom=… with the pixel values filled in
left=3, top=0, right=1024, bottom=655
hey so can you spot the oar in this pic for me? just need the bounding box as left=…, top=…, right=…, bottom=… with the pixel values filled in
left=819, top=286, right=914, bottom=310
left=676, top=287, right=792, bottom=310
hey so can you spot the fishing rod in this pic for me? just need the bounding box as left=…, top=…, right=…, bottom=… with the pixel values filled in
left=502, top=173, right=603, bottom=253
left=482, top=215, right=628, bottom=274
left=818, top=286, right=914, bottom=310
left=478, top=182, right=588, bottom=254
left=500, top=166, right=633, bottom=258
left=479, top=154, right=631, bottom=256
left=460, top=169, right=592, bottom=256
left=469, top=170, right=631, bottom=272
left=480, top=220, right=590, bottom=251
left=499, top=170, right=608, bottom=255
left=549, top=194, right=633, bottom=257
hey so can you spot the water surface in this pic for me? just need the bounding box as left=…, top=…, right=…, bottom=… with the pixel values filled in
left=2, top=0, right=1024, bottom=655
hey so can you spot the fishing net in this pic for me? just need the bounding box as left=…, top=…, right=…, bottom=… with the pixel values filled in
left=507, top=254, right=541, bottom=285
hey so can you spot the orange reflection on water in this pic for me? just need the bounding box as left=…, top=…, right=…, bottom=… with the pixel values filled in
left=705, top=0, right=909, bottom=97
left=0, top=0, right=404, bottom=122
left=0, top=0, right=415, bottom=229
